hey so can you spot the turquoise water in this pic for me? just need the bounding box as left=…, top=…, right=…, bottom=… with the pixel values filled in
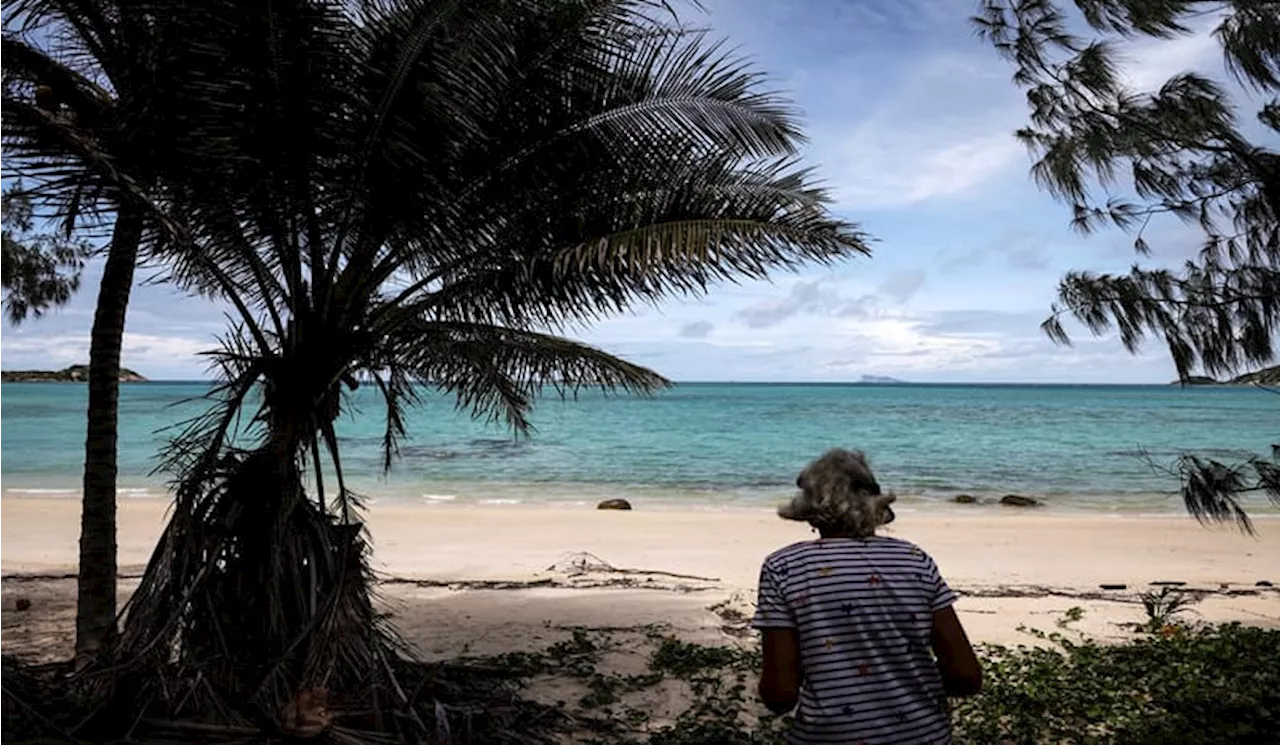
left=1, top=382, right=1276, bottom=513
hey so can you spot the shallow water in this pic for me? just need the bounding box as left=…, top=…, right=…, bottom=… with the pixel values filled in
left=1, top=381, right=1275, bottom=513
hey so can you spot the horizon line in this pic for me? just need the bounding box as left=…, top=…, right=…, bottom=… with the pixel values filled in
left=3, top=376, right=1185, bottom=386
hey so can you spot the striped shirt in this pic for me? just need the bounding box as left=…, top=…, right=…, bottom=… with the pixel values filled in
left=752, top=536, right=958, bottom=745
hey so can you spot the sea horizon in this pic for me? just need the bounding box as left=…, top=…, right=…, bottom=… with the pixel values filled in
left=2, top=380, right=1275, bottom=516
left=1, top=377, right=1229, bottom=386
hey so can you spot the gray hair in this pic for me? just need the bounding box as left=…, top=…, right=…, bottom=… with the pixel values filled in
left=778, top=449, right=896, bottom=537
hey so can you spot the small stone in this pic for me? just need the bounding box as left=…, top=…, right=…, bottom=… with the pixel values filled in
left=1257, top=580, right=1274, bottom=588
left=953, top=494, right=977, bottom=504
left=1149, top=581, right=1186, bottom=587
left=596, top=498, right=632, bottom=511
left=14, top=598, right=31, bottom=612
left=999, top=494, right=1041, bottom=507
left=1099, top=584, right=1126, bottom=590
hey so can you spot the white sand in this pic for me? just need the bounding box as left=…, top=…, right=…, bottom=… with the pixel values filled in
left=3, top=497, right=1278, bottom=658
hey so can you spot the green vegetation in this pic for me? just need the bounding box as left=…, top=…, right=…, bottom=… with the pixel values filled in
left=0, top=187, right=92, bottom=325
left=954, top=624, right=1280, bottom=745
left=439, top=618, right=1280, bottom=745
left=975, top=0, right=1279, bottom=532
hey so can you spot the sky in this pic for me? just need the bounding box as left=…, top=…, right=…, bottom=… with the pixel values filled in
left=0, top=0, right=1233, bottom=383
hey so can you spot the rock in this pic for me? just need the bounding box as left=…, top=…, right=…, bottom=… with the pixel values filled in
left=1, top=364, right=147, bottom=383
left=953, top=494, right=977, bottom=504
left=1257, top=580, right=1274, bottom=588
left=999, top=494, right=1040, bottom=507
left=1099, top=584, right=1126, bottom=590
left=14, top=598, right=31, bottom=612
left=596, top=499, right=632, bottom=511
left=1150, top=581, right=1186, bottom=587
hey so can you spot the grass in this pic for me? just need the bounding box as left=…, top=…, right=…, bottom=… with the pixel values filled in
left=470, top=618, right=1280, bottom=745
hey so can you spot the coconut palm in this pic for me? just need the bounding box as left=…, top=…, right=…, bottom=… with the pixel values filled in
left=92, top=0, right=870, bottom=739
left=2, top=0, right=234, bottom=662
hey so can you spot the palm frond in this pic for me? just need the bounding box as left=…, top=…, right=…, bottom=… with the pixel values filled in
left=380, top=318, right=669, bottom=434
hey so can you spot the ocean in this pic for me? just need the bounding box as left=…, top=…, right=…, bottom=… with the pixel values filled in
left=1, top=381, right=1276, bottom=515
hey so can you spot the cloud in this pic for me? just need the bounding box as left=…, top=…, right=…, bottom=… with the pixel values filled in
left=918, top=309, right=1045, bottom=338
left=823, top=123, right=1024, bottom=211
left=794, top=33, right=1029, bottom=212
left=940, top=228, right=1055, bottom=272
left=1120, top=18, right=1221, bottom=91
left=677, top=320, right=714, bottom=339
left=877, top=270, right=927, bottom=303
left=1, top=331, right=214, bottom=379
left=734, top=280, right=876, bottom=328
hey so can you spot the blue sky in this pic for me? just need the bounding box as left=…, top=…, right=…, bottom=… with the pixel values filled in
left=1, top=0, right=1227, bottom=383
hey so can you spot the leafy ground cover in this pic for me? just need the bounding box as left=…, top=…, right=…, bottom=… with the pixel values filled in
left=474, top=599, right=1280, bottom=744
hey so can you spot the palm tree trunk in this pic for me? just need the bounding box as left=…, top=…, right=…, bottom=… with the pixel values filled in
left=75, top=208, right=144, bottom=665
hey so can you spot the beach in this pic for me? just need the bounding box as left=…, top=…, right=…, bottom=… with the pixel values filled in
left=4, top=497, right=1279, bottom=660
left=4, top=496, right=1279, bottom=738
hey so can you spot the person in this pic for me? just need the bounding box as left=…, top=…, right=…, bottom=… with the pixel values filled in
left=753, top=449, right=981, bottom=744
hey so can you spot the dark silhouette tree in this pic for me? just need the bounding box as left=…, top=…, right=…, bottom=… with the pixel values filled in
left=1, top=184, right=92, bottom=323
left=87, top=0, right=870, bottom=740
left=3, top=0, right=235, bottom=662
left=975, top=0, right=1279, bottom=532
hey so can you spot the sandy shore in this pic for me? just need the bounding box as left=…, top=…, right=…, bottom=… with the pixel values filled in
left=4, top=496, right=1278, bottom=737
left=3, top=496, right=1279, bottom=657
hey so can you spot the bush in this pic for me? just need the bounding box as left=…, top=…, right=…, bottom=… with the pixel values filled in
left=952, top=623, right=1280, bottom=744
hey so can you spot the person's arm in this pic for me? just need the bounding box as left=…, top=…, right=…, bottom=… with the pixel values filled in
left=931, top=605, right=982, bottom=697
left=751, top=558, right=800, bottom=714
left=759, top=627, right=802, bottom=714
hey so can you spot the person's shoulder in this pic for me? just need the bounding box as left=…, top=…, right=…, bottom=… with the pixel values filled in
left=870, top=535, right=934, bottom=560
left=762, top=540, right=818, bottom=566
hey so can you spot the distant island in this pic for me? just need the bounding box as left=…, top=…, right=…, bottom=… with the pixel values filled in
left=1174, top=364, right=1279, bottom=387
left=858, top=375, right=906, bottom=384
left=1, top=364, right=148, bottom=383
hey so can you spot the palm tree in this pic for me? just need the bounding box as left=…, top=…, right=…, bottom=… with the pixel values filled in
left=2, top=0, right=233, bottom=663
left=100, top=0, right=870, bottom=739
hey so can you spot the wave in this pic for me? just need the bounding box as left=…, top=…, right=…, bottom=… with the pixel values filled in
left=478, top=498, right=522, bottom=505
left=4, top=486, right=164, bottom=498
left=421, top=493, right=458, bottom=502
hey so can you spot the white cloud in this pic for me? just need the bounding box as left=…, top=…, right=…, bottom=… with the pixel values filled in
left=826, top=126, right=1024, bottom=210
left=2, top=331, right=214, bottom=378
left=807, top=45, right=1027, bottom=211
left=1120, top=20, right=1221, bottom=92
left=677, top=320, right=715, bottom=339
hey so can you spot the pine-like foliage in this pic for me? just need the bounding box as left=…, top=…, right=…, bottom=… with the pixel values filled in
left=1, top=185, right=93, bottom=323
left=975, top=0, right=1279, bottom=531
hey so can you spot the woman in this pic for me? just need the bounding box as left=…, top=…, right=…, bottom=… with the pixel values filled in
left=753, top=449, right=981, bottom=744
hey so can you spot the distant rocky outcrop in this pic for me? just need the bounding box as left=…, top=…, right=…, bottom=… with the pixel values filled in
left=953, top=494, right=978, bottom=504
left=596, top=498, right=633, bottom=511
left=999, top=494, right=1041, bottom=508
left=859, top=375, right=905, bottom=384
left=1173, top=365, right=1279, bottom=387
left=1, top=364, right=147, bottom=383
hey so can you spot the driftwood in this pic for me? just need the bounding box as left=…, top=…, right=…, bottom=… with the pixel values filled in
left=545, top=551, right=720, bottom=583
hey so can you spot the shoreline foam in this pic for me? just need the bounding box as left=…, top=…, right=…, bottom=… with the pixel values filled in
left=6, top=484, right=1279, bottom=521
